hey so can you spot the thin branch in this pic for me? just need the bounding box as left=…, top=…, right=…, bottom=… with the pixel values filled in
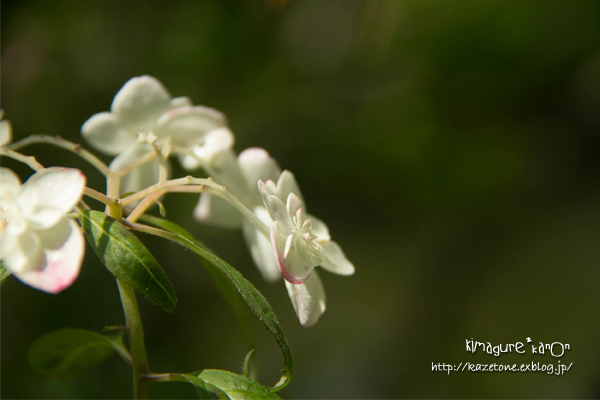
left=83, top=187, right=118, bottom=206
left=9, top=135, right=111, bottom=176
left=121, top=176, right=270, bottom=237
left=0, top=147, right=44, bottom=171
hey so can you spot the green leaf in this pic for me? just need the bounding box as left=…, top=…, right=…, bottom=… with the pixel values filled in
left=182, top=370, right=281, bottom=400
left=242, top=350, right=254, bottom=379
left=26, top=328, right=129, bottom=379
left=140, top=215, right=292, bottom=391
left=79, top=210, right=177, bottom=313
left=0, top=261, right=11, bottom=285
left=140, top=216, right=254, bottom=347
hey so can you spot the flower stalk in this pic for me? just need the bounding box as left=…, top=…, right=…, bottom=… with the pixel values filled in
left=117, top=280, right=151, bottom=400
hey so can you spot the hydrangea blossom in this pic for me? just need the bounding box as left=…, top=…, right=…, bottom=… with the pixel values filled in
left=258, top=173, right=354, bottom=326
left=194, top=147, right=282, bottom=282
left=193, top=145, right=355, bottom=326
left=0, top=168, right=86, bottom=293
left=0, top=110, right=12, bottom=147
left=81, top=75, right=232, bottom=194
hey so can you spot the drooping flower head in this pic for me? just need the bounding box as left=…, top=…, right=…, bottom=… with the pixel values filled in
left=0, top=168, right=86, bottom=293
left=81, top=75, right=232, bottom=194
left=192, top=145, right=356, bottom=326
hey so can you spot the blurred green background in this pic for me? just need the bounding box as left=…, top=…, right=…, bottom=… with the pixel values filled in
left=3, top=0, right=600, bottom=398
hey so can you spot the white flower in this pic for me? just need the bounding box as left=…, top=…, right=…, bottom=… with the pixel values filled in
left=194, top=147, right=282, bottom=282
left=258, top=173, right=355, bottom=281
left=0, top=167, right=86, bottom=293
left=0, top=110, right=12, bottom=147
left=257, top=172, right=354, bottom=326
left=193, top=146, right=354, bottom=326
left=81, top=75, right=231, bottom=194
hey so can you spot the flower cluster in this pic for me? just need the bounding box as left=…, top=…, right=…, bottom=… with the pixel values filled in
left=82, top=76, right=355, bottom=326
left=1, top=76, right=354, bottom=326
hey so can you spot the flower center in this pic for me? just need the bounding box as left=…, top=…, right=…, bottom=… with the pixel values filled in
left=291, top=208, right=320, bottom=253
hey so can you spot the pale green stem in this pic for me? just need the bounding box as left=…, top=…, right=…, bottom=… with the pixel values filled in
left=83, top=187, right=118, bottom=206
left=120, top=176, right=206, bottom=206
left=126, top=186, right=207, bottom=223
left=126, top=189, right=167, bottom=223
left=152, top=143, right=168, bottom=183
left=140, top=373, right=188, bottom=383
left=0, top=147, right=44, bottom=171
left=120, top=177, right=270, bottom=237
left=8, top=135, right=111, bottom=177
left=117, top=280, right=151, bottom=399
left=105, top=174, right=122, bottom=220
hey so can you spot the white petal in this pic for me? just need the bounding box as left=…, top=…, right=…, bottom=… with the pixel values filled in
left=17, top=168, right=86, bottom=228
left=81, top=112, right=136, bottom=155
left=238, top=148, right=281, bottom=204
left=285, top=271, right=326, bottom=327
left=1, top=229, right=44, bottom=273
left=191, top=128, right=235, bottom=166
left=0, top=119, right=13, bottom=147
left=283, top=233, right=295, bottom=258
left=36, top=218, right=72, bottom=250
left=203, top=149, right=248, bottom=198
left=286, top=193, right=303, bottom=217
left=242, top=213, right=280, bottom=283
left=170, top=96, right=192, bottom=108
left=109, top=144, right=162, bottom=195
left=155, top=105, right=226, bottom=147
left=111, top=76, right=172, bottom=129
left=0, top=168, right=21, bottom=198
left=177, top=153, right=203, bottom=171
left=193, top=193, right=243, bottom=229
left=14, top=219, right=84, bottom=294
left=308, top=214, right=331, bottom=242
left=276, top=170, right=305, bottom=206
left=259, top=181, right=292, bottom=228
left=318, top=240, right=355, bottom=276
left=271, top=223, right=312, bottom=283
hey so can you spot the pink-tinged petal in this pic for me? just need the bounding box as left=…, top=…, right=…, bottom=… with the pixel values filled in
left=0, top=168, right=21, bottom=198
left=1, top=229, right=44, bottom=273
left=276, top=170, right=305, bottom=206
left=155, top=105, right=226, bottom=146
left=81, top=112, right=136, bottom=156
left=285, top=271, right=326, bottom=327
left=109, top=144, right=163, bottom=195
left=111, top=76, right=172, bottom=128
left=318, top=240, right=355, bottom=276
left=14, top=220, right=84, bottom=294
left=271, top=224, right=312, bottom=284
left=0, top=119, right=12, bottom=147
left=286, top=193, right=303, bottom=217
left=193, top=193, right=243, bottom=229
left=17, top=168, right=86, bottom=229
left=170, top=96, right=192, bottom=108
left=238, top=148, right=281, bottom=204
left=242, top=213, right=280, bottom=283
left=307, top=214, right=331, bottom=242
